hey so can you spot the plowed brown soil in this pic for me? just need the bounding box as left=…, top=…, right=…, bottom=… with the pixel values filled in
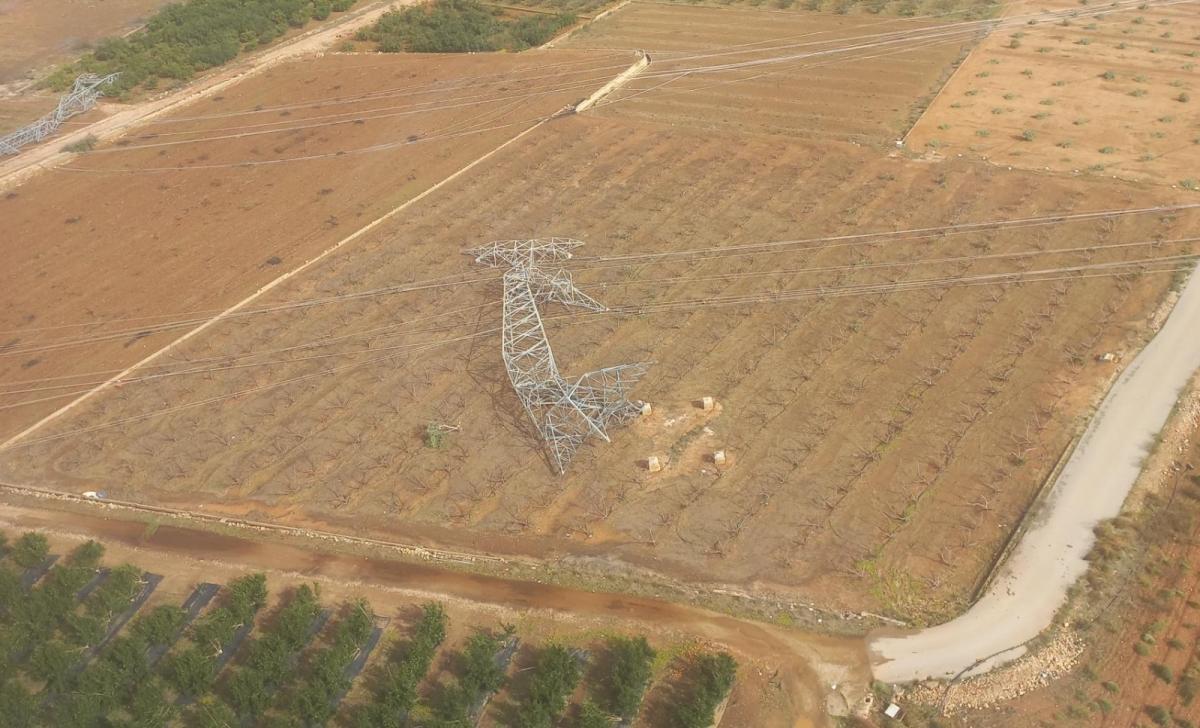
left=1, top=6, right=1197, bottom=629
left=0, top=0, right=170, bottom=85
left=906, top=0, right=1200, bottom=186
left=566, top=3, right=973, bottom=142
left=0, top=49, right=629, bottom=440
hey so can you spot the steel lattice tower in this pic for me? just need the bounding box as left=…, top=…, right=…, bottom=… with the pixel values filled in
left=469, top=239, right=648, bottom=473
left=0, top=73, right=119, bottom=156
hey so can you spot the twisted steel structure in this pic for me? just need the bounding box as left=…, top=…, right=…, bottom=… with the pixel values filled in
left=0, top=73, right=119, bottom=156
left=469, top=238, right=647, bottom=473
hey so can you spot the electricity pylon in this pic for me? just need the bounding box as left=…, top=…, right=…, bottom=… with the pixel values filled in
left=0, top=73, right=119, bottom=156
left=469, top=238, right=647, bottom=473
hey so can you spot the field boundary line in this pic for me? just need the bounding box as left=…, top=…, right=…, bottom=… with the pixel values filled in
left=899, top=23, right=988, bottom=147
left=0, top=479, right=507, bottom=566
left=968, top=430, right=1081, bottom=603
left=0, top=116, right=556, bottom=452
left=541, top=0, right=633, bottom=49
left=575, top=51, right=649, bottom=111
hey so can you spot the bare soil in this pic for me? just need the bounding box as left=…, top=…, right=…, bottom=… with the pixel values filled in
left=1, top=5, right=1197, bottom=633
left=566, top=3, right=972, bottom=143
left=0, top=49, right=628, bottom=440
left=915, top=376, right=1200, bottom=726
left=0, top=0, right=171, bottom=85
left=906, top=0, right=1200, bottom=187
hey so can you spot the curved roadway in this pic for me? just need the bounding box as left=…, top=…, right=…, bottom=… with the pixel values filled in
left=871, top=267, right=1200, bottom=683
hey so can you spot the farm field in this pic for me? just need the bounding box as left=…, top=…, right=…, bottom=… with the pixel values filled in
left=0, top=0, right=172, bottom=85
left=0, top=0, right=1198, bottom=647
left=564, top=3, right=974, bottom=142
left=0, top=48, right=631, bottom=441
left=0, top=507, right=862, bottom=726
left=0, top=0, right=171, bottom=134
left=893, top=376, right=1200, bottom=726
left=906, top=0, right=1200, bottom=186
left=3, top=87, right=1197, bottom=628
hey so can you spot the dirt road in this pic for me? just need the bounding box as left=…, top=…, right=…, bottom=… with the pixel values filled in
left=870, top=267, right=1200, bottom=682
left=0, top=499, right=868, bottom=727
left=0, top=0, right=398, bottom=189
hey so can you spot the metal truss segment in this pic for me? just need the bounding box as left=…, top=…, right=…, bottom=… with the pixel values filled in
left=0, top=73, right=119, bottom=156
left=471, top=238, right=647, bottom=473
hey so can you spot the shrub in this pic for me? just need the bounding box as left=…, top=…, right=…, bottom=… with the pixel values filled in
left=424, top=423, right=446, bottom=449
left=62, top=134, right=100, bottom=153
left=1146, top=704, right=1169, bottom=725
left=606, top=636, right=655, bottom=719
left=357, top=602, right=446, bottom=726
left=674, top=653, right=737, bottom=728
left=515, top=645, right=583, bottom=728
left=362, top=0, right=573, bottom=54
left=1151, top=662, right=1175, bottom=683
left=577, top=699, right=611, bottom=728
left=46, top=0, right=359, bottom=94
left=132, top=604, right=187, bottom=646
left=10, top=532, right=49, bottom=569
left=1178, top=93, right=1191, bottom=103
left=1021, top=129, right=1036, bottom=142
left=1181, top=675, right=1198, bottom=703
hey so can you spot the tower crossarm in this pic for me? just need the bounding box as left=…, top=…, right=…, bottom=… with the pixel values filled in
left=472, top=238, right=647, bottom=473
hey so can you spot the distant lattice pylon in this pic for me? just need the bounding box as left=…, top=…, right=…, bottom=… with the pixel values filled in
left=469, top=238, right=647, bottom=473
left=0, top=73, right=119, bottom=156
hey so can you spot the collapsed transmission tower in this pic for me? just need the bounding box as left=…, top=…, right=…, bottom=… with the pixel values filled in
left=469, top=238, right=648, bottom=474
left=0, top=73, right=119, bottom=156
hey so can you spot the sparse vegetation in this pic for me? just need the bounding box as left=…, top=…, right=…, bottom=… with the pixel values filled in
left=62, top=135, right=99, bottom=153
left=359, top=0, right=574, bottom=53
left=46, top=0, right=359, bottom=94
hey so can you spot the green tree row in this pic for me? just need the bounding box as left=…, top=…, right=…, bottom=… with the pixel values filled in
left=38, top=604, right=185, bottom=728
left=674, top=653, right=737, bottom=728
left=285, top=599, right=375, bottom=727
left=221, top=583, right=323, bottom=721
left=419, top=626, right=514, bottom=727
left=0, top=533, right=185, bottom=728
left=45, top=0, right=359, bottom=95
left=514, top=645, right=583, bottom=728
left=165, top=572, right=269, bottom=698
left=2, top=540, right=108, bottom=669
left=356, top=601, right=447, bottom=728
left=357, top=0, right=575, bottom=54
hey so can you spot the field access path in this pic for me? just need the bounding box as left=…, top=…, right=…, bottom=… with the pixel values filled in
left=870, top=267, right=1200, bottom=683
left=0, top=0, right=398, bottom=190
left=0, top=497, right=868, bottom=727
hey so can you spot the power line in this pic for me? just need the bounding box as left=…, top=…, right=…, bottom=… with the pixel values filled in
left=56, top=0, right=1186, bottom=168
left=4, top=203, right=1193, bottom=358
left=5, top=258, right=1191, bottom=451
